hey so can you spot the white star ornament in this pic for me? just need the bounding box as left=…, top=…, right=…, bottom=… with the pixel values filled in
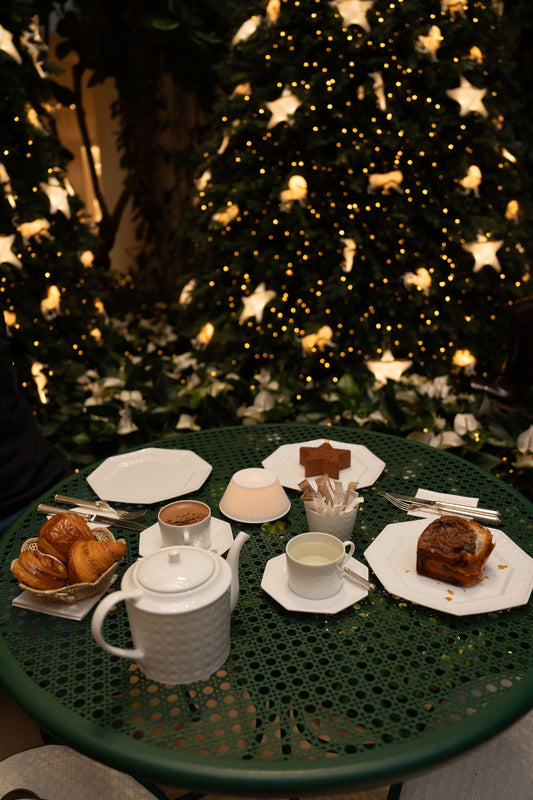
left=446, top=76, right=487, bottom=117
left=40, top=178, right=71, bottom=217
left=366, top=350, right=412, bottom=384
left=266, top=87, right=301, bottom=129
left=232, top=16, right=262, bottom=47
left=462, top=235, right=503, bottom=273
left=330, top=0, right=375, bottom=32
left=240, top=283, right=276, bottom=323
left=0, top=24, right=22, bottom=63
left=0, top=234, right=21, bottom=268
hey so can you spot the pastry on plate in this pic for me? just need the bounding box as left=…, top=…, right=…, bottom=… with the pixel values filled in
left=416, top=515, right=495, bottom=587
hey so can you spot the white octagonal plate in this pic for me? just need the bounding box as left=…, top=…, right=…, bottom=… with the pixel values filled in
left=364, top=518, right=533, bottom=616
left=139, top=517, right=233, bottom=557
left=261, top=554, right=369, bottom=614
left=87, top=447, right=212, bottom=504
left=262, top=439, right=385, bottom=490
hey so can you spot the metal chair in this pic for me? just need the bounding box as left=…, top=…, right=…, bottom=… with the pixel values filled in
left=0, top=745, right=169, bottom=800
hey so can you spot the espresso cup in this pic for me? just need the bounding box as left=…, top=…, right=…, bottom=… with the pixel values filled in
left=158, top=500, right=211, bottom=548
left=285, top=532, right=355, bottom=600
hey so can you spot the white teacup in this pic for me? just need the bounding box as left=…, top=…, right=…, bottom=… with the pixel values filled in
left=158, top=500, right=211, bottom=548
left=285, top=532, right=355, bottom=600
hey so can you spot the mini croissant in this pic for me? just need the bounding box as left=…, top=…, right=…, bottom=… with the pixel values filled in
left=68, top=539, right=127, bottom=584
left=11, top=549, right=69, bottom=591
left=38, top=512, right=94, bottom=563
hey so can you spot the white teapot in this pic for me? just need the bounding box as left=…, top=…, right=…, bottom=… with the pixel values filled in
left=91, top=531, right=249, bottom=685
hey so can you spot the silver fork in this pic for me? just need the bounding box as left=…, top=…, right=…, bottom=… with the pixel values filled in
left=381, top=493, right=420, bottom=512
left=379, top=492, right=501, bottom=523
left=54, top=494, right=147, bottom=520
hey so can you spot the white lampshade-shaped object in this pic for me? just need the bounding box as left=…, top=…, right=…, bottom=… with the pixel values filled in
left=219, top=468, right=290, bottom=524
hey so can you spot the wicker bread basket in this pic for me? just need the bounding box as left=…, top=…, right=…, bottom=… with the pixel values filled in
left=12, top=528, right=126, bottom=604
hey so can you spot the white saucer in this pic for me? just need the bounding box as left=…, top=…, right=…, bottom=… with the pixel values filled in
left=219, top=496, right=291, bottom=524
left=139, top=517, right=234, bottom=557
left=261, top=554, right=369, bottom=613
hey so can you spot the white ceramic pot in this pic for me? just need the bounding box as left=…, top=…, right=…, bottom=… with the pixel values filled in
left=91, top=531, right=249, bottom=684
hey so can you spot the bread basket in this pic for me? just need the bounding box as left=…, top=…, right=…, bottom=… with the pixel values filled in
left=12, top=528, right=126, bottom=604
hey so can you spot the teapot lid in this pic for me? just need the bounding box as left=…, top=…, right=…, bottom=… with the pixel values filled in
left=137, top=547, right=215, bottom=593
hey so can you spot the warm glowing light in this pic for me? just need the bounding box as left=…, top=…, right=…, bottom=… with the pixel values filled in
left=193, top=322, right=215, bottom=349
left=212, top=203, right=239, bottom=225
left=415, top=26, right=443, bottom=61
left=367, top=170, right=404, bottom=194
left=265, top=87, right=302, bottom=128
left=40, top=285, right=61, bottom=320
left=462, top=234, right=503, bottom=273
left=280, top=175, right=308, bottom=207
left=31, top=362, right=49, bottom=404
left=0, top=23, right=22, bottom=62
left=446, top=75, right=488, bottom=117
left=240, top=283, right=276, bottom=323
left=459, top=165, right=482, bottom=197
left=452, top=349, right=476, bottom=370
left=300, top=326, right=334, bottom=354
left=402, top=267, right=432, bottom=293
left=0, top=234, right=20, bottom=268
left=17, top=218, right=51, bottom=242
left=3, top=309, right=16, bottom=327
left=366, top=349, right=412, bottom=383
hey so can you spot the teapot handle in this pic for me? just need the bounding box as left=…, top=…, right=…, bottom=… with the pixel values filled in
left=91, top=590, right=144, bottom=661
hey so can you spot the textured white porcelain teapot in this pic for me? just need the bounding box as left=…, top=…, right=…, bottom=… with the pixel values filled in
left=91, top=531, right=249, bottom=684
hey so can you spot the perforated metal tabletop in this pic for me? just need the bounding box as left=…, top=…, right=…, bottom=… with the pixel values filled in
left=1, top=424, right=532, bottom=795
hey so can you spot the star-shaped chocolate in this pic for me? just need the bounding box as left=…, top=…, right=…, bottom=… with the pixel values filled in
left=299, top=441, right=351, bottom=479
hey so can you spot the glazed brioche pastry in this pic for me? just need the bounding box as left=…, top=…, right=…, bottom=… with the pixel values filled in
left=11, top=549, right=69, bottom=590
left=416, top=515, right=495, bottom=587
left=37, top=512, right=93, bottom=562
left=68, top=538, right=127, bottom=584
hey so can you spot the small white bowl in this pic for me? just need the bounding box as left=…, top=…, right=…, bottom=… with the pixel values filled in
left=219, top=468, right=290, bottom=524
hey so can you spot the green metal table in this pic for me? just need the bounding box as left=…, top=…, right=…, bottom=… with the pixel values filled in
left=1, top=424, right=532, bottom=795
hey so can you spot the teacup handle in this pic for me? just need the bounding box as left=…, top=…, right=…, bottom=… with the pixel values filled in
left=342, top=541, right=355, bottom=564
left=91, top=590, right=144, bottom=661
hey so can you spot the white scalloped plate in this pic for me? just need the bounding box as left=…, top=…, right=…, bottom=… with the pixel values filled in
left=262, top=439, right=385, bottom=490
left=364, top=519, right=533, bottom=616
left=87, top=448, right=212, bottom=504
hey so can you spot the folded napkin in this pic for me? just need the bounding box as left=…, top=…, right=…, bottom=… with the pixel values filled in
left=12, top=575, right=117, bottom=620
left=407, top=488, right=479, bottom=519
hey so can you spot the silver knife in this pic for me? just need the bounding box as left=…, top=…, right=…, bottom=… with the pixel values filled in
left=378, top=492, right=501, bottom=524
left=37, top=504, right=146, bottom=531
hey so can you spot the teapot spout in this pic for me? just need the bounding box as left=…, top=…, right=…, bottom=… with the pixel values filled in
left=226, top=530, right=249, bottom=612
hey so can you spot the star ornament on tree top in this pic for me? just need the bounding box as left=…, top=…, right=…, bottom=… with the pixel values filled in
left=330, top=0, right=375, bottom=32
left=266, top=87, right=302, bottom=129
left=446, top=75, right=488, bottom=117
left=462, top=234, right=503, bottom=273
left=240, top=283, right=276, bottom=323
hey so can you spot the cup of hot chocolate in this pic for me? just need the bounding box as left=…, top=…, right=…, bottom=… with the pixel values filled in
left=158, top=500, right=211, bottom=548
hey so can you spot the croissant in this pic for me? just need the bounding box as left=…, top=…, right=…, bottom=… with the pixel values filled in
left=11, top=549, right=69, bottom=590
left=68, top=539, right=127, bottom=584
left=37, top=512, right=94, bottom=563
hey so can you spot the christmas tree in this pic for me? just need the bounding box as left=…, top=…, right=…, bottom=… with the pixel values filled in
left=183, top=0, right=531, bottom=398
left=0, top=2, right=111, bottom=437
